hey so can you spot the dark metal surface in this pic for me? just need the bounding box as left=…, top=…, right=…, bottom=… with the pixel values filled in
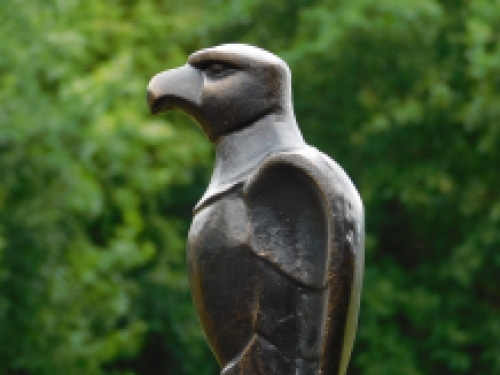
left=148, top=44, right=364, bottom=375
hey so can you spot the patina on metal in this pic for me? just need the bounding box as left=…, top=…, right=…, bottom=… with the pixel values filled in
left=147, top=44, right=364, bottom=375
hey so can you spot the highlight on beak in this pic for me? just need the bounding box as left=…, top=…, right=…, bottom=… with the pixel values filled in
left=146, top=64, right=203, bottom=116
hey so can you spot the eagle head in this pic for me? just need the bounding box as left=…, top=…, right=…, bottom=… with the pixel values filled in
left=147, top=44, right=293, bottom=142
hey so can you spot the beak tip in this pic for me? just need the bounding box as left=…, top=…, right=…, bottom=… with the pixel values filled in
left=146, top=89, right=157, bottom=114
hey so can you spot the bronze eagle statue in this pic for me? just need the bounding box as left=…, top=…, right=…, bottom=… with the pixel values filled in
left=147, top=44, right=364, bottom=375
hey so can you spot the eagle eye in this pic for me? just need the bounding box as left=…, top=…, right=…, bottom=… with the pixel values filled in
left=203, top=61, right=237, bottom=79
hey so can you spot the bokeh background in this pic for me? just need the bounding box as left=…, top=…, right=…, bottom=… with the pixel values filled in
left=1, top=0, right=499, bottom=374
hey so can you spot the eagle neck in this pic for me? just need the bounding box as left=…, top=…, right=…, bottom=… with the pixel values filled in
left=208, top=112, right=305, bottom=191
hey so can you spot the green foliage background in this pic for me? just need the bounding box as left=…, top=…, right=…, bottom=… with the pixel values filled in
left=0, top=0, right=499, bottom=374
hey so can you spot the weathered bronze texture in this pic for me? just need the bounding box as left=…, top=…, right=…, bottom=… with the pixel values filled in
left=147, top=44, right=364, bottom=375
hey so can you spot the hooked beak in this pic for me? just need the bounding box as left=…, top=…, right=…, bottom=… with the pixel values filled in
left=147, top=64, right=203, bottom=116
